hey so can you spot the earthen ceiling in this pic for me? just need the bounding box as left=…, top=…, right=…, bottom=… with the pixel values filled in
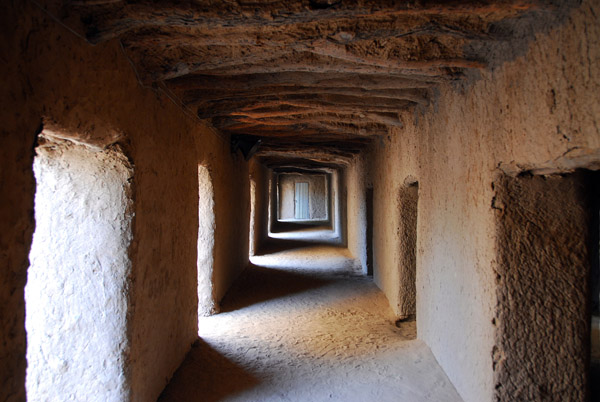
left=37, top=0, right=552, bottom=165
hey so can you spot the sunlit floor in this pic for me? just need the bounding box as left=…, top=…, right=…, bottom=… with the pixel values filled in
left=159, top=245, right=463, bottom=402
left=269, top=220, right=340, bottom=244
left=268, top=227, right=339, bottom=243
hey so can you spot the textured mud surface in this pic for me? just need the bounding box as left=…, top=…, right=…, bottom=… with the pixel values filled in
left=3, top=1, right=598, bottom=401
left=396, top=182, right=419, bottom=318
left=26, top=137, right=134, bottom=401
left=33, top=0, right=565, bottom=165
left=159, top=245, right=461, bottom=402
left=493, top=173, right=592, bottom=401
left=366, top=2, right=600, bottom=400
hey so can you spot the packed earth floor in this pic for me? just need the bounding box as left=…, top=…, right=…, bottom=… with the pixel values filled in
left=159, top=244, right=462, bottom=402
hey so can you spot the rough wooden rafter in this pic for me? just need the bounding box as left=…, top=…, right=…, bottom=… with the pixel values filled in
left=35, top=0, right=548, bottom=165
left=46, top=0, right=540, bottom=43
left=166, top=72, right=442, bottom=91
left=184, top=87, right=429, bottom=107
left=217, top=111, right=404, bottom=128
left=197, top=96, right=414, bottom=119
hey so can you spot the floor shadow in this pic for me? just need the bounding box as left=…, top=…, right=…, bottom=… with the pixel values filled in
left=592, top=361, right=600, bottom=401
left=158, top=338, right=260, bottom=402
left=270, top=220, right=331, bottom=233
left=394, top=315, right=417, bottom=341
left=219, top=264, right=334, bottom=313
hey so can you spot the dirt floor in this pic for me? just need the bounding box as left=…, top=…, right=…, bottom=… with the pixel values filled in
left=268, top=223, right=340, bottom=244
left=159, top=245, right=462, bottom=402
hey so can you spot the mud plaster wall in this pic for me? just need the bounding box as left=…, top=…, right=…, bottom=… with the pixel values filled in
left=0, top=2, right=249, bottom=401
left=249, top=160, right=270, bottom=255
left=397, top=182, right=418, bottom=318
left=197, top=146, right=249, bottom=313
left=197, top=166, right=216, bottom=317
left=345, top=155, right=368, bottom=273
left=278, top=173, right=328, bottom=220
left=249, top=168, right=256, bottom=255
left=368, top=135, right=419, bottom=321
left=331, top=169, right=346, bottom=242
left=269, top=171, right=278, bottom=232
left=493, top=173, right=591, bottom=401
left=26, top=138, right=133, bottom=401
left=367, top=2, right=600, bottom=401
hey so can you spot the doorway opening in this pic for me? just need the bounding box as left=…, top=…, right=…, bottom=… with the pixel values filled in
left=197, top=165, right=216, bottom=319
left=493, top=170, right=599, bottom=401
left=294, top=182, right=309, bottom=220
left=249, top=175, right=257, bottom=256
left=276, top=172, right=329, bottom=224
left=269, top=171, right=337, bottom=244
left=590, top=173, right=600, bottom=399
left=26, top=132, right=133, bottom=400
left=397, top=181, right=418, bottom=320
left=366, top=187, right=374, bottom=276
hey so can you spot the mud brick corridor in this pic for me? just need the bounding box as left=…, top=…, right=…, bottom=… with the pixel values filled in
left=1, top=1, right=600, bottom=401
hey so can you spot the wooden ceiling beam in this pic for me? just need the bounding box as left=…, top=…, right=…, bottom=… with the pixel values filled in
left=222, top=120, right=388, bottom=137
left=167, top=72, right=441, bottom=91
left=228, top=107, right=405, bottom=127
left=236, top=95, right=413, bottom=110
left=128, top=32, right=481, bottom=80
left=120, top=19, right=494, bottom=49
left=202, top=105, right=410, bottom=120
left=215, top=111, right=403, bottom=128
left=146, top=51, right=462, bottom=81
left=295, top=39, right=486, bottom=71
left=196, top=97, right=413, bottom=119
left=183, top=87, right=429, bottom=107
left=222, top=119, right=388, bottom=136
left=258, top=142, right=365, bottom=154
left=258, top=153, right=353, bottom=168
left=55, top=0, right=540, bottom=43
left=256, top=140, right=370, bottom=162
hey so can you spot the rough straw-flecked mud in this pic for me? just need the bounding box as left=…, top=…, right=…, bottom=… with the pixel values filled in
left=1, top=1, right=599, bottom=401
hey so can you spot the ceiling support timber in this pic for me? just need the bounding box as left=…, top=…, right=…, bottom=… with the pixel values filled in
left=196, top=97, right=414, bottom=119
left=183, top=87, right=429, bottom=107
left=50, top=1, right=542, bottom=44
left=166, top=72, right=443, bottom=91
left=33, top=0, right=557, bottom=166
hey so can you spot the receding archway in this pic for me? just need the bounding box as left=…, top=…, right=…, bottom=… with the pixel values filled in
left=277, top=173, right=328, bottom=223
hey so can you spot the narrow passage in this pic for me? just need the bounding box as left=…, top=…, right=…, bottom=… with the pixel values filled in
left=159, top=245, right=462, bottom=402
